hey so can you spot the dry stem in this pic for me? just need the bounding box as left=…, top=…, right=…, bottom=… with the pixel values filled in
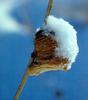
left=14, top=0, right=54, bottom=99
left=45, top=0, right=54, bottom=24
left=14, top=58, right=34, bottom=100
left=14, top=68, right=29, bottom=100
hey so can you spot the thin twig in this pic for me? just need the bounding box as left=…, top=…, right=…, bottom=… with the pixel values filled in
left=14, top=68, right=29, bottom=100
left=45, top=0, right=54, bottom=24
left=14, top=58, right=34, bottom=100
left=14, top=0, right=54, bottom=99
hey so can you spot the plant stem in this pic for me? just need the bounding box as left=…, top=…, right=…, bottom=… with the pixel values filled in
left=14, top=58, right=34, bottom=100
left=14, top=0, right=54, bottom=99
left=45, top=0, right=54, bottom=24
left=14, top=68, right=29, bottom=100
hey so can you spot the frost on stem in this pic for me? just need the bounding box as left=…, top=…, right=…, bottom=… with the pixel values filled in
left=28, top=15, right=79, bottom=76
left=14, top=15, right=79, bottom=99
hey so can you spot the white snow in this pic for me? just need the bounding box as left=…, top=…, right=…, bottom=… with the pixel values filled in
left=45, top=15, right=79, bottom=70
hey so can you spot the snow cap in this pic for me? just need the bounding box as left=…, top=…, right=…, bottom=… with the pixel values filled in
left=45, top=15, right=79, bottom=70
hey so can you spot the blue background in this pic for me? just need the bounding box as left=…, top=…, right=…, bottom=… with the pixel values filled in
left=0, top=0, right=88, bottom=100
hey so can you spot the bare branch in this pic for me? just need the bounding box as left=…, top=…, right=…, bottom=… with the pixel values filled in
left=45, top=0, right=54, bottom=24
